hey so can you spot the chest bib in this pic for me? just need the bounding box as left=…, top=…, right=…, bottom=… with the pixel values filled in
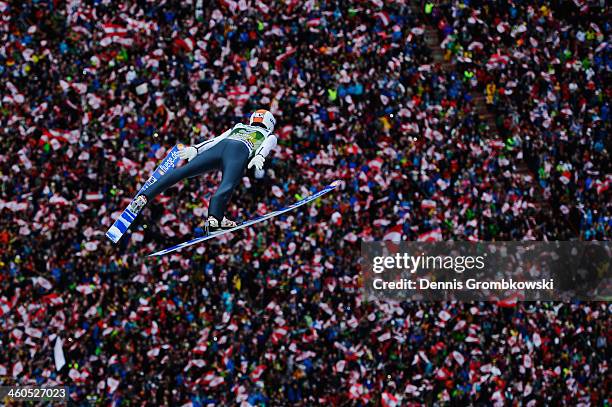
left=226, top=125, right=267, bottom=156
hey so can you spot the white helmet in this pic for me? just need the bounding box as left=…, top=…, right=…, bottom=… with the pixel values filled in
left=249, top=109, right=276, bottom=133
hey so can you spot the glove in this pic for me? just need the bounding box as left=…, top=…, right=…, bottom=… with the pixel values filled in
left=179, top=146, right=197, bottom=162
left=248, top=154, right=265, bottom=171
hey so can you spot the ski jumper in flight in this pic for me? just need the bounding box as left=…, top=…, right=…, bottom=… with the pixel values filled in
left=128, top=109, right=277, bottom=232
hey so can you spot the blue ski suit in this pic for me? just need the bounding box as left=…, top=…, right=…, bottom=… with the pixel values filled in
left=143, top=124, right=277, bottom=220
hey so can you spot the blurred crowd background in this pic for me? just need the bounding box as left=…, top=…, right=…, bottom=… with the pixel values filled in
left=0, top=0, right=610, bottom=405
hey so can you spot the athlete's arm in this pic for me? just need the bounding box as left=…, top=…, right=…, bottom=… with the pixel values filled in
left=254, top=134, right=277, bottom=158
left=248, top=134, right=277, bottom=171
left=179, top=128, right=233, bottom=162
left=194, top=128, right=232, bottom=154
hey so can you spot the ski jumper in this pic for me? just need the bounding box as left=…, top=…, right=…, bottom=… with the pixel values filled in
left=142, top=124, right=277, bottom=220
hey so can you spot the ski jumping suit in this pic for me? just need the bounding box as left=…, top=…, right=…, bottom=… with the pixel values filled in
left=143, top=124, right=277, bottom=220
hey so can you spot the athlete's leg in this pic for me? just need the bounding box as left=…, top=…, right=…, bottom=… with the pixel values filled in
left=141, top=144, right=223, bottom=202
left=208, top=140, right=250, bottom=221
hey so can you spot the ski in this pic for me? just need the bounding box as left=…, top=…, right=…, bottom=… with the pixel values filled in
left=106, top=144, right=184, bottom=243
left=148, top=180, right=340, bottom=257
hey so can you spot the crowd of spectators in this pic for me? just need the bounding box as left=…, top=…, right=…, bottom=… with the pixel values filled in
left=429, top=0, right=610, bottom=240
left=0, top=0, right=609, bottom=405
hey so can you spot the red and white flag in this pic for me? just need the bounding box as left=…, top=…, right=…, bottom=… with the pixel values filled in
left=131, top=231, right=144, bottom=243
left=226, top=85, right=250, bottom=106
left=559, top=170, right=572, bottom=185
left=348, top=383, right=370, bottom=402
left=42, top=293, right=64, bottom=306
left=465, top=334, right=481, bottom=344
left=12, top=361, right=23, bottom=377
left=368, top=157, right=384, bottom=171
left=85, top=193, right=103, bottom=201
left=144, top=321, right=159, bottom=337
left=76, top=284, right=94, bottom=295
left=100, top=23, right=133, bottom=47
left=25, top=327, right=43, bottom=338
left=147, top=347, right=160, bottom=358
left=343, top=232, right=358, bottom=242
left=404, top=383, right=419, bottom=396
left=271, top=327, right=288, bottom=344
left=346, top=143, right=363, bottom=155
left=33, top=277, right=53, bottom=290
left=49, top=195, right=70, bottom=206
left=271, top=185, right=284, bottom=198
left=497, top=292, right=524, bottom=307
left=0, top=297, right=13, bottom=317
left=417, top=228, right=442, bottom=242
left=438, top=310, right=452, bottom=322
left=54, top=336, right=66, bottom=371
left=376, top=12, right=390, bottom=26
left=421, top=199, right=437, bottom=210
left=452, top=351, right=465, bottom=366
left=275, top=47, right=297, bottom=69
left=250, top=365, right=266, bottom=381
left=209, top=376, right=224, bottom=388
left=201, top=371, right=215, bottom=385
left=256, top=2, right=270, bottom=13
left=435, top=367, right=452, bottom=380
left=107, top=377, right=120, bottom=393
left=383, top=225, right=402, bottom=241
left=193, top=343, right=207, bottom=354
left=118, top=157, right=138, bottom=173
left=174, top=37, right=194, bottom=52
left=201, top=371, right=224, bottom=388
left=596, top=179, right=610, bottom=195
left=306, top=18, right=321, bottom=28
left=533, top=333, right=542, bottom=347
left=381, top=392, right=400, bottom=407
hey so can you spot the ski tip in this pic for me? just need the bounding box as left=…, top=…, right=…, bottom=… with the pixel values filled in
left=105, top=226, right=122, bottom=244
left=148, top=248, right=169, bottom=257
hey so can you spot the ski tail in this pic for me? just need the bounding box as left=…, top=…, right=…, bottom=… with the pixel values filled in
left=106, top=144, right=184, bottom=243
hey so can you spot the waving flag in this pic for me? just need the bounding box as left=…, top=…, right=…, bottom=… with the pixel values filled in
left=271, top=326, right=288, bottom=344
left=417, top=228, right=442, bottom=242
left=383, top=225, right=402, bottom=241
left=376, top=11, right=390, bottom=26
left=275, top=47, right=297, bottom=69
left=382, top=392, right=400, bottom=407
left=0, top=297, right=13, bottom=317
left=53, top=336, right=66, bottom=372
left=250, top=365, right=266, bottom=381
left=100, top=23, right=133, bottom=47
left=348, top=383, right=369, bottom=402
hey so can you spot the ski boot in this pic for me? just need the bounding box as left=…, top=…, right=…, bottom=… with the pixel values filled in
left=205, top=216, right=237, bottom=234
